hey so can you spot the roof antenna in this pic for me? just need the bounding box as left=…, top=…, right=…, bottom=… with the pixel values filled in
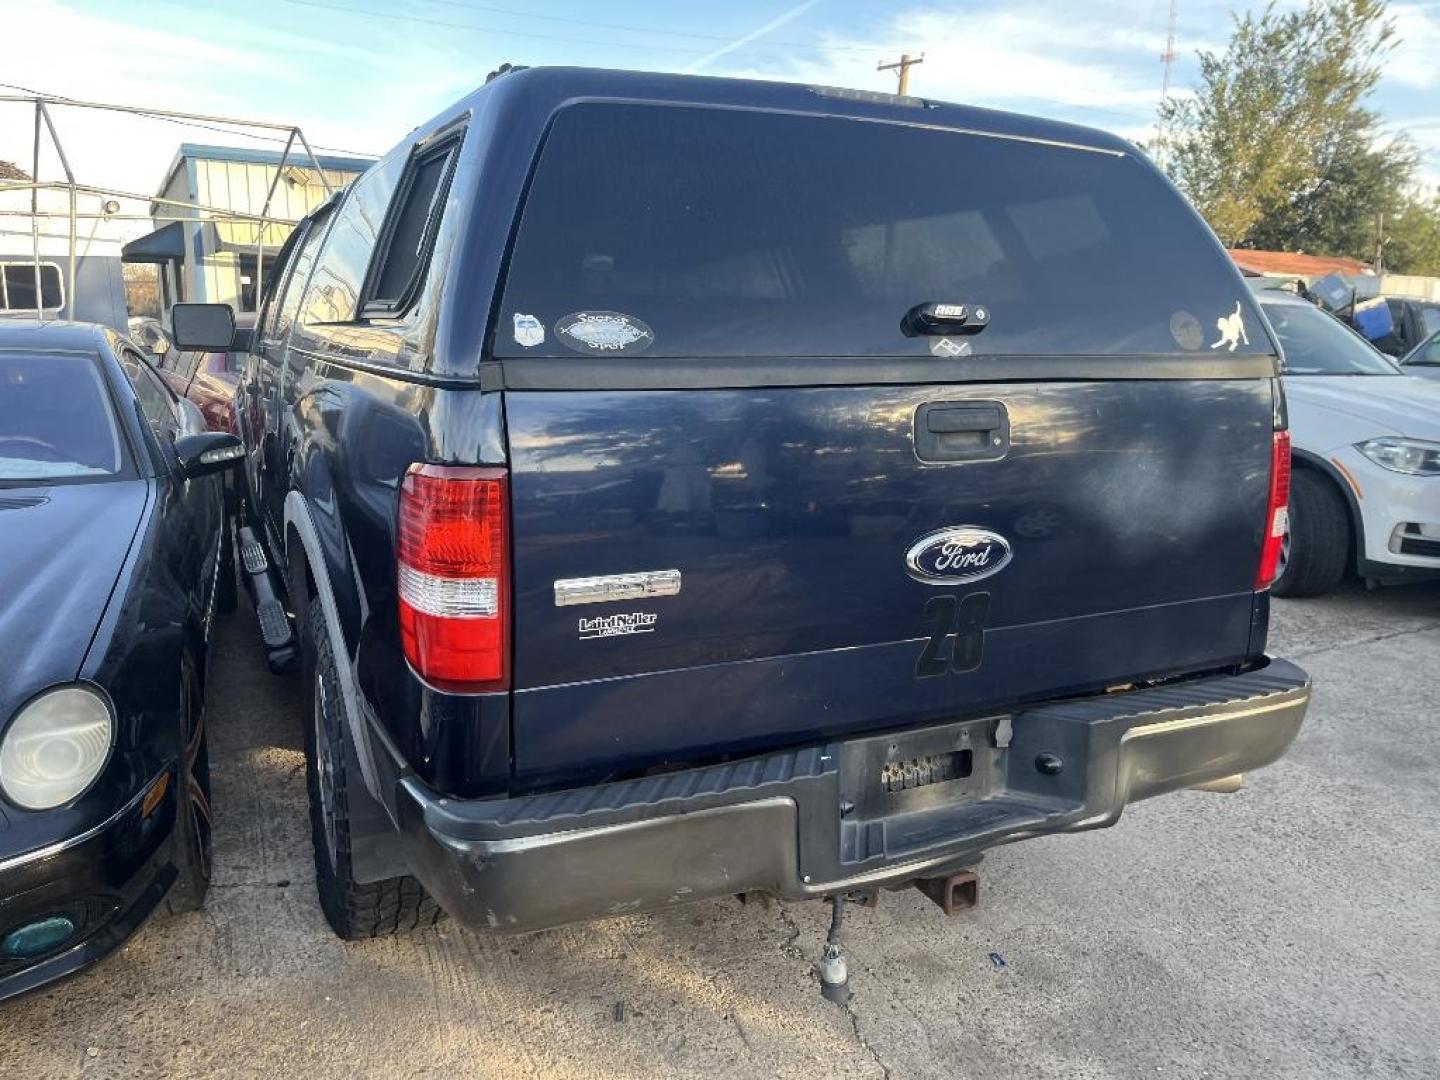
left=485, top=63, right=528, bottom=84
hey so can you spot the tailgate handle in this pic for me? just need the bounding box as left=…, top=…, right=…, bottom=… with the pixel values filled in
left=915, top=401, right=1009, bottom=463
left=926, top=405, right=1001, bottom=433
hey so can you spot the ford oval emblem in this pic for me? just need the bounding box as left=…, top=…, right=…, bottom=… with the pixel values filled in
left=905, top=527, right=1013, bottom=584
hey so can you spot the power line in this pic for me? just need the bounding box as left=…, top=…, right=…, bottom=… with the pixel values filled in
left=416, top=0, right=893, bottom=55
left=278, top=0, right=729, bottom=55
left=276, top=0, right=902, bottom=58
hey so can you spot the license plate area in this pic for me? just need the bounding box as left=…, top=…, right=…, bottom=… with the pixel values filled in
left=839, top=716, right=1003, bottom=823
left=880, top=750, right=972, bottom=793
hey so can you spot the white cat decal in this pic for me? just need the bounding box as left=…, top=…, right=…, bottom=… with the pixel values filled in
left=1210, top=301, right=1249, bottom=352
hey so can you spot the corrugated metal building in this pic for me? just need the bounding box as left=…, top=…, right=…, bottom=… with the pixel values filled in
left=123, top=143, right=373, bottom=316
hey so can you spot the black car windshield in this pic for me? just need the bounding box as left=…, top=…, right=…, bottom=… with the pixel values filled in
left=0, top=351, right=126, bottom=481
left=1261, top=301, right=1400, bottom=375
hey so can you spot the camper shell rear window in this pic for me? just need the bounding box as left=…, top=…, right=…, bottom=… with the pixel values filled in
left=496, top=103, right=1270, bottom=360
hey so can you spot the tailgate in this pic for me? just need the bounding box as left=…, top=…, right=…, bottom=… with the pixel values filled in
left=505, top=380, right=1272, bottom=783
left=490, top=98, right=1277, bottom=786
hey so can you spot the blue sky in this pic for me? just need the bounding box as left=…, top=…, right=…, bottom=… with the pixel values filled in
left=1, top=0, right=1437, bottom=210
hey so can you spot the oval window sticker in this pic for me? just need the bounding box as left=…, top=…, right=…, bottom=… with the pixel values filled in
left=1170, top=310, right=1204, bottom=351
left=554, top=311, right=654, bottom=356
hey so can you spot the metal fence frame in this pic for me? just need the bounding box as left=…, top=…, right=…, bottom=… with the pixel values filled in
left=0, top=93, right=335, bottom=321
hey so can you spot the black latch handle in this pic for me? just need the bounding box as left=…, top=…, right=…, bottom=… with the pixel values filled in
left=902, top=301, right=992, bottom=337
left=926, top=405, right=1001, bottom=434
left=914, top=400, right=1009, bottom=463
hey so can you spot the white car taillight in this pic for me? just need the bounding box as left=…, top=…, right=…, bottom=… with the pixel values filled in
left=396, top=464, right=510, bottom=692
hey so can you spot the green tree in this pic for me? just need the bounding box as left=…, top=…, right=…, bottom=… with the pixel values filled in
left=1384, top=190, right=1440, bottom=275
left=1159, top=0, right=1416, bottom=259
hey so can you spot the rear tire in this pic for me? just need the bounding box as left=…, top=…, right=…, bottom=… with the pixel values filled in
left=1272, top=469, right=1350, bottom=598
left=301, top=603, right=441, bottom=939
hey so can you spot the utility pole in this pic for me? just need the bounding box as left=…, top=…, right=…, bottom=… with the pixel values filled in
left=878, top=52, right=923, bottom=95
left=1152, top=0, right=1180, bottom=167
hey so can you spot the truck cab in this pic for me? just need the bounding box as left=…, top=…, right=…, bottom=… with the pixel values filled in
left=184, top=67, right=1309, bottom=941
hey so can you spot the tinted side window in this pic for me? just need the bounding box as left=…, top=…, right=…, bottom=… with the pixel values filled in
left=177, top=351, right=204, bottom=382
left=1410, top=333, right=1440, bottom=366
left=120, top=348, right=177, bottom=435
left=160, top=349, right=201, bottom=382
left=301, top=156, right=405, bottom=327
left=270, top=206, right=335, bottom=342
left=258, top=223, right=307, bottom=340
left=499, top=104, right=1269, bottom=360
left=363, top=136, right=461, bottom=315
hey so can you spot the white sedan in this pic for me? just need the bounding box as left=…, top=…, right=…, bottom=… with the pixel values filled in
left=1256, top=290, right=1440, bottom=597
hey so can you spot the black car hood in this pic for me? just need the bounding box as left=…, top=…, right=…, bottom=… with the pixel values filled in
left=0, top=481, right=147, bottom=723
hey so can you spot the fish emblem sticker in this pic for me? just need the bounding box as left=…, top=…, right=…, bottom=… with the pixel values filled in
left=906, top=527, right=1013, bottom=584
left=555, top=311, right=655, bottom=355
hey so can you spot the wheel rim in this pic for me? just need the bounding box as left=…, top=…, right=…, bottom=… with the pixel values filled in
left=313, top=671, right=340, bottom=866
left=181, top=663, right=213, bottom=883
left=1276, top=517, right=1293, bottom=581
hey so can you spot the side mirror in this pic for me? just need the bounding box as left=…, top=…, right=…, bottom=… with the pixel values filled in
left=173, top=432, right=244, bottom=478
left=171, top=303, right=236, bottom=351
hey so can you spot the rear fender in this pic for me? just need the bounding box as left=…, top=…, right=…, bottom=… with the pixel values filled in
left=283, top=489, right=383, bottom=802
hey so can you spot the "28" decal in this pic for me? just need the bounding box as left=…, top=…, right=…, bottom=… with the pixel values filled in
left=915, top=593, right=991, bottom=678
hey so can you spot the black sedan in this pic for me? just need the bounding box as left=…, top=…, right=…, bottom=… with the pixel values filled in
left=0, top=320, right=240, bottom=1001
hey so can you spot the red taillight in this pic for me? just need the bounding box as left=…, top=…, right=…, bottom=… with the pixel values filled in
left=1255, top=429, right=1292, bottom=589
left=397, top=464, right=509, bottom=692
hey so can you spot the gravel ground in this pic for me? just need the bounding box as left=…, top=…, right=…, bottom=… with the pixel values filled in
left=2, top=581, right=1438, bottom=1079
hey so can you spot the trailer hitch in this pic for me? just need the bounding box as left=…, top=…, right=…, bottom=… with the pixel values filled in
left=915, top=870, right=979, bottom=915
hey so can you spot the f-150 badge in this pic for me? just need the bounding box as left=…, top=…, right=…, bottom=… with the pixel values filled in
left=906, top=527, right=1013, bottom=584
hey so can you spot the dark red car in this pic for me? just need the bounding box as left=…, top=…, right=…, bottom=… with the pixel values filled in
left=147, top=315, right=252, bottom=433
left=155, top=349, right=241, bottom=433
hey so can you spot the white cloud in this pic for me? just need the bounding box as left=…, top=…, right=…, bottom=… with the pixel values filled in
left=0, top=0, right=480, bottom=246
left=685, top=0, right=821, bottom=73
left=712, top=2, right=1180, bottom=129
left=1389, top=3, right=1440, bottom=89
left=2, top=0, right=1433, bottom=245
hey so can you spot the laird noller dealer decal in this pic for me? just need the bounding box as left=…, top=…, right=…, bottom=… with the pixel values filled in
left=578, top=612, right=658, bottom=639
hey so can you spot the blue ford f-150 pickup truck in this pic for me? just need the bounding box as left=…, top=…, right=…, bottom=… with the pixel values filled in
left=174, top=67, right=1309, bottom=962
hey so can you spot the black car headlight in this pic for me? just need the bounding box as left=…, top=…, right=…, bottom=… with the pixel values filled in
left=0, top=686, right=114, bottom=810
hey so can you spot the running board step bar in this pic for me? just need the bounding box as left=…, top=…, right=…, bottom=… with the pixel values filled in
left=236, top=525, right=299, bottom=674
